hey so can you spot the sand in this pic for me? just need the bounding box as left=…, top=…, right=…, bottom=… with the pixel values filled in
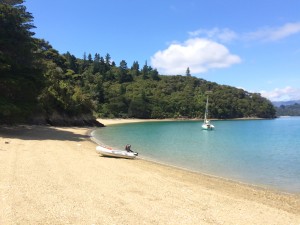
left=0, top=124, right=299, bottom=225
left=97, top=118, right=180, bottom=126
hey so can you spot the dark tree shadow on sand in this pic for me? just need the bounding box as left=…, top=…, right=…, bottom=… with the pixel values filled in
left=0, top=125, right=94, bottom=142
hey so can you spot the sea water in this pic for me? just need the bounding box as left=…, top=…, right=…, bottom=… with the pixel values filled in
left=92, top=117, right=300, bottom=193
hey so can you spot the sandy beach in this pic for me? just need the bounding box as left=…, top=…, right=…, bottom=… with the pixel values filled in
left=97, top=118, right=181, bottom=126
left=96, top=117, right=263, bottom=126
left=0, top=124, right=300, bottom=225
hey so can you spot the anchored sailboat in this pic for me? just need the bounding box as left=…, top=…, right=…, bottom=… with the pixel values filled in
left=202, top=94, right=215, bottom=130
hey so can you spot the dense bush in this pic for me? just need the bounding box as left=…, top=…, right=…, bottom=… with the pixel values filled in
left=0, top=1, right=276, bottom=125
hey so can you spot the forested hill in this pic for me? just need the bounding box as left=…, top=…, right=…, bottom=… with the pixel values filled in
left=0, top=1, right=276, bottom=125
left=272, top=100, right=300, bottom=107
left=275, top=104, right=300, bottom=116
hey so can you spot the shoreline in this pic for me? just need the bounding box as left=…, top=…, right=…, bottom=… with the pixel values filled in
left=1, top=125, right=299, bottom=224
left=91, top=121, right=297, bottom=195
left=96, top=118, right=186, bottom=126
left=95, top=118, right=298, bottom=194
left=96, top=117, right=265, bottom=126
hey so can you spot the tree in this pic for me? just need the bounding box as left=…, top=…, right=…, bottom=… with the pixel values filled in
left=186, top=67, right=191, bottom=77
left=119, top=60, right=127, bottom=70
left=118, top=60, right=132, bottom=83
left=87, top=53, right=93, bottom=63
left=64, top=51, right=78, bottom=73
left=150, top=68, right=160, bottom=80
left=0, top=0, right=277, bottom=123
left=0, top=0, right=35, bottom=71
left=93, top=53, right=100, bottom=73
left=0, top=0, right=23, bottom=5
left=131, top=61, right=140, bottom=77
left=276, top=103, right=300, bottom=116
left=128, top=94, right=150, bottom=118
left=142, top=61, right=149, bottom=79
left=0, top=1, right=44, bottom=123
left=37, top=39, right=65, bottom=68
left=105, top=53, right=111, bottom=66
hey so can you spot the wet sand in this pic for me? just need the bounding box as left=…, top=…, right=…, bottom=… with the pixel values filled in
left=0, top=125, right=299, bottom=224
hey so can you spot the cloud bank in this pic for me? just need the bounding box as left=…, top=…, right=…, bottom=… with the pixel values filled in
left=188, top=22, right=300, bottom=43
left=188, top=28, right=238, bottom=43
left=245, top=22, right=300, bottom=42
left=150, top=38, right=241, bottom=75
left=150, top=22, right=300, bottom=76
left=260, top=86, right=300, bottom=101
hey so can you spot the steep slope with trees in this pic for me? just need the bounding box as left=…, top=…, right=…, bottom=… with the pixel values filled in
left=0, top=1, right=276, bottom=125
left=0, top=0, right=44, bottom=123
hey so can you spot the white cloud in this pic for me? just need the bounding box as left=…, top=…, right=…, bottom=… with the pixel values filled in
left=150, top=38, right=241, bottom=75
left=245, top=22, right=300, bottom=42
left=260, top=86, right=300, bottom=101
left=188, top=28, right=238, bottom=43
left=188, top=22, right=300, bottom=44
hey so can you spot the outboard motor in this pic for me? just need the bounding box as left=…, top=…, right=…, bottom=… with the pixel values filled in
left=125, top=144, right=138, bottom=156
left=125, top=144, right=131, bottom=151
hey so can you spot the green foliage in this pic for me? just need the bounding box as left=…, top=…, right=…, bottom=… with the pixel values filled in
left=275, top=103, right=300, bottom=116
left=0, top=1, right=44, bottom=123
left=58, top=52, right=275, bottom=119
left=0, top=1, right=276, bottom=124
left=186, top=67, right=191, bottom=77
left=95, top=74, right=275, bottom=119
left=0, top=0, right=23, bottom=5
left=118, top=60, right=133, bottom=83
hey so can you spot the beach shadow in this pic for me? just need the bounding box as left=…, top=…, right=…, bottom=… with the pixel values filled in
left=98, top=155, right=137, bottom=161
left=0, top=125, right=91, bottom=142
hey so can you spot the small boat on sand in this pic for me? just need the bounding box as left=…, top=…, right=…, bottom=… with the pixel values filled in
left=96, top=145, right=138, bottom=159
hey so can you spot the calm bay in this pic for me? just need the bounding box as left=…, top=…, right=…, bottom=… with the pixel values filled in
left=92, top=117, right=300, bottom=193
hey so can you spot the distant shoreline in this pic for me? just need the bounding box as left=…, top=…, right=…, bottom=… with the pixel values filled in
left=96, top=117, right=265, bottom=126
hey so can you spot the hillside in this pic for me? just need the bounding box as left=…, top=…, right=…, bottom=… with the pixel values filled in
left=97, top=75, right=275, bottom=119
left=275, top=103, right=300, bottom=116
left=0, top=1, right=276, bottom=125
left=272, top=100, right=300, bottom=107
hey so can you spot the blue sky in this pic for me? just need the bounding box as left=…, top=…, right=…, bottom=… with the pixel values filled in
left=24, top=0, right=300, bottom=101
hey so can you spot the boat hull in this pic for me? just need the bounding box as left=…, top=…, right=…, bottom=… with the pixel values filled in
left=202, top=123, right=215, bottom=130
left=96, top=146, right=137, bottom=159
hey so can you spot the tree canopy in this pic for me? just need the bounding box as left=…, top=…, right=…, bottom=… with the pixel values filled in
left=0, top=1, right=276, bottom=125
left=275, top=103, right=300, bottom=116
left=0, top=0, right=44, bottom=123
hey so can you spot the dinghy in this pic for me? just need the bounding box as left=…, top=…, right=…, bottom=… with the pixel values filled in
left=96, top=145, right=138, bottom=159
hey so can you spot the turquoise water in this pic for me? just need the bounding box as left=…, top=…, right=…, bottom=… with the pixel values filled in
left=92, top=117, right=300, bottom=193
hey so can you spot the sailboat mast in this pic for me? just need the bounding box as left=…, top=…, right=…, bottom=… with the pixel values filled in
left=204, top=95, right=209, bottom=120
left=202, top=91, right=214, bottom=129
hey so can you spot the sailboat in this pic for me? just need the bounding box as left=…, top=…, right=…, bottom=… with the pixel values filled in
left=202, top=95, right=215, bottom=130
